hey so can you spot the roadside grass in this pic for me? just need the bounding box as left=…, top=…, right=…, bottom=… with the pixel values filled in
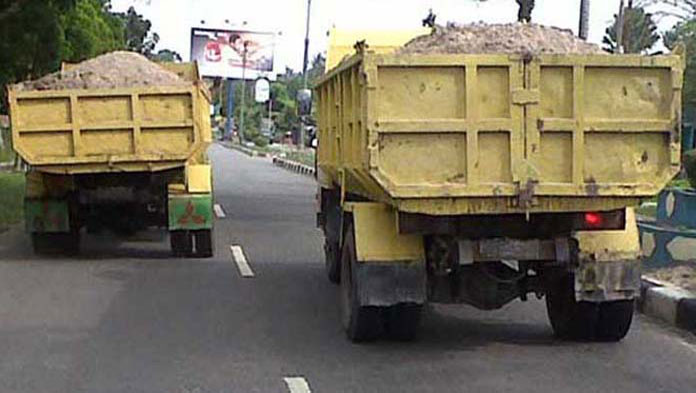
left=0, top=172, right=25, bottom=230
left=0, top=146, right=15, bottom=163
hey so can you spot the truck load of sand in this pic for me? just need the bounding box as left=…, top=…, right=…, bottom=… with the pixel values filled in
left=15, top=51, right=189, bottom=91
left=399, top=23, right=604, bottom=56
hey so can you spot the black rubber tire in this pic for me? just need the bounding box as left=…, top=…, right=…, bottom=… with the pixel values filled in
left=340, top=223, right=384, bottom=342
left=385, top=303, right=423, bottom=341
left=546, top=274, right=599, bottom=341
left=32, top=231, right=80, bottom=256
left=324, top=240, right=340, bottom=284
left=170, top=230, right=193, bottom=257
left=193, top=229, right=214, bottom=258
left=546, top=274, right=634, bottom=342
left=596, top=300, right=634, bottom=342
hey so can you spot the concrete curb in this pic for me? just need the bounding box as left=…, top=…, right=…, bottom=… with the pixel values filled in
left=639, top=277, right=696, bottom=334
left=221, top=143, right=268, bottom=158
left=272, top=156, right=315, bottom=178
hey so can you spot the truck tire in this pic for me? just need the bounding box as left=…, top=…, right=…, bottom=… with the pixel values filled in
left=193, top=229, right=214, bottom=258
left=170, top=230, right=193, bottom=257
left=596, top=300, right=634, bottom=342
left=385, top=303, right=423, bottom=341
left=546, top=274, right=633, bottom=341
left=546, top=274, right=599, bottom=340
left=340, top=223, right=384, bottom=342
left=324, top=240, right=340, bottom=284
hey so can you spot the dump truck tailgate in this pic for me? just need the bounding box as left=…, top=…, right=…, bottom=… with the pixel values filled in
left=9, top=83, right=211, bottom=174
left=316, top=52, right=684, bottom=214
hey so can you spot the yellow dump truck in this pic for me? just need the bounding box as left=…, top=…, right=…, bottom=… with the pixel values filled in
left=8, top=62, right=214, bottom=257
left=315, top=32, right=685, bottom=342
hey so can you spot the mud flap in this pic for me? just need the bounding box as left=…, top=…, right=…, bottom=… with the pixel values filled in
left=345, top=202, right=426, bottom=307
left=575, top=260, right=641, bottom=302
left=25, top=199, right=71, bottom=233
left=168, top=193, right=214, bottom=231
left=573, top=208, right=641, bottom=302
left=354, top=262, right=427, bottom=307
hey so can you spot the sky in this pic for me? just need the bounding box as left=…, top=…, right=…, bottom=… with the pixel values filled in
left=110, top=0, right=681, bottom=72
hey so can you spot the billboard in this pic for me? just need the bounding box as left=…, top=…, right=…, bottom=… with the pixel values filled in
left=191, top=28, right=277, bottom=80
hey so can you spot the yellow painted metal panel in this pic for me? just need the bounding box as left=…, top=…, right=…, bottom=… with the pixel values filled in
left=378, top=66, right=466, bottom=119
left=9, top=79, right=210, bottom=174
left=186, top=164, right=212, bottom=193
left=315, top=50, right=683, bottom=215
left=81, top=130, right=133, bottom=156
left=346, top=202, right=424, bottom=262
left=379, top=133, right=467, bottom=185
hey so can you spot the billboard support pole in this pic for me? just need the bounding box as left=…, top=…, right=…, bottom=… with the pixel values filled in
left=225, top=78, right=234, bottom=140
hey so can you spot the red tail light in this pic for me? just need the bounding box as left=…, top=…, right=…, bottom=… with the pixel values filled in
left=584, top=212, right=603, bottom=227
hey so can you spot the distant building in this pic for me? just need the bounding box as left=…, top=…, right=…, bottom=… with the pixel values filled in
left=0, top=115, right=8, bottom=129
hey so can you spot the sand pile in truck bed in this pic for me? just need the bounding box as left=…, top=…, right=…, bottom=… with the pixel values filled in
left=15, top=51, right=189, bottom=91
left=399, top=23, right=604, bottom=56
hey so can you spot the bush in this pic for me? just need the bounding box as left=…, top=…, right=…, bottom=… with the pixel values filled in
left=685, top=149, right=696, bottom=189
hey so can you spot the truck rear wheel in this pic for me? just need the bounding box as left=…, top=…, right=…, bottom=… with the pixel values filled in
left=340, top=222, right=384, bottom=342
left=170, top=230, right=193, bottom=257
left=385, top=303, right=423, bottom=341
left=193, top=229, right=214, bottom=258
left=546, top=274, right=633, bottom=342
left=324, top=240, right=340, bottom=284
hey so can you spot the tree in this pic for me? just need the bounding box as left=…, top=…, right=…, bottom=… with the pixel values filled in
left=603, top=4, right=659, bottom=53
left=60, top=0, right=124, bottom=62
left=117, top=6, right=158, bottom=56
left=635, top=0, right=696, bottom=21
left=153, top=49, right=182, bottom=62
left=664, top=20, right=696, bottom=104
left=0, top=0, right=76, bottom=112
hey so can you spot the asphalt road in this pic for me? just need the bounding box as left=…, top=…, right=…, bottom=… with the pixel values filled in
left=1, top=143, right=696, bottom=393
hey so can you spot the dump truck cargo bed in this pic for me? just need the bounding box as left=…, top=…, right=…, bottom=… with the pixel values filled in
left=8, top=65, right=211, bottom=175
left=316, top=51, right=684, bottom=215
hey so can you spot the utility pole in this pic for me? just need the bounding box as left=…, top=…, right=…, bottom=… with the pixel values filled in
left=616, top=0, right=625, bottom=54
left=299, top=0, right=312, bottom=149
left=302, top=0, right=312, bottom=90
left=579, top=0, right=590, bottom=40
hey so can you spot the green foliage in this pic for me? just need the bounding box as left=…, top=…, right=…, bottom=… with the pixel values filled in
left=60, top=0, right=124, bottom=62
left=684, top=149, right=696, bottom=188
left=117, top=6, right=158, bottom=56
left=153, top=49, right=182, bottom=62
left=664, top=20, right=696, bottom=104
left=0, top=172, right=25, bottom=229
left=603, top=6, right=659, bottom=53
left=0, top=0, right=68, bottom=111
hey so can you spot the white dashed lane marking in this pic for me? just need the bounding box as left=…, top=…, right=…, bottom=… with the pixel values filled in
left=284, top=377, right=312, bottom=393
left=214, top=204, right=226, bottom=218
left=230, top=245, right=254, bottom=278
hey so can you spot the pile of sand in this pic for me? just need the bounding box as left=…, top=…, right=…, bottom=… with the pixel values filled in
left=15, top=51, right=189, bottom=91
left=400, top=23, right=604, bottom=56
